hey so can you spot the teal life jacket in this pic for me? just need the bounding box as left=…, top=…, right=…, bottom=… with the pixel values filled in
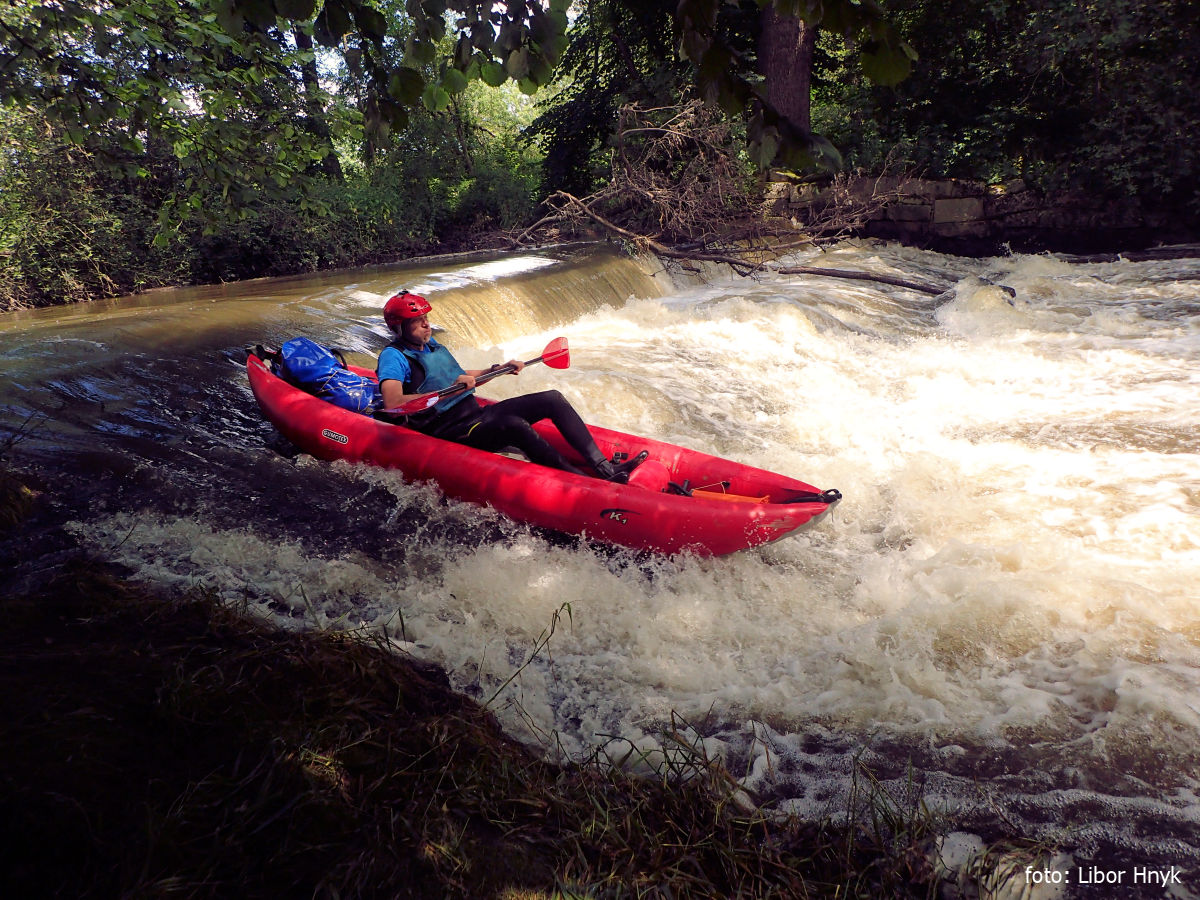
left=398, top=340, right=474, bottom=413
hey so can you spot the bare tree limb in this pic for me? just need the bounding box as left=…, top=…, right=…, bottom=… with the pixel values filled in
left=772, top=266, right=946, bottom=294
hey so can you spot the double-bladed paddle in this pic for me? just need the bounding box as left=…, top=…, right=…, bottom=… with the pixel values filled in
left=383, top=336, right=571, bottom=417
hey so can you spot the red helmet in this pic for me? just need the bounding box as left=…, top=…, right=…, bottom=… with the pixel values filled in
left=383, top=291, right=432, bottom=330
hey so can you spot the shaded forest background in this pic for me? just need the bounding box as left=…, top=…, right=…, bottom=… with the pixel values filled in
left=2, top=0, right=1197, bottom=309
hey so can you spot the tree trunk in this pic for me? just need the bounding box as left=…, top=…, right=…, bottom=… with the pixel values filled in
left=448, top=98, right=475, bottom=175
left=757, top=6, right=816, bottom=134
left=292, top=28, right=344, bottom=181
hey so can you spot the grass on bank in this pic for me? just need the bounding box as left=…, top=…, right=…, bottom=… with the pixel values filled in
left=1, top=473, right=949, bottom=899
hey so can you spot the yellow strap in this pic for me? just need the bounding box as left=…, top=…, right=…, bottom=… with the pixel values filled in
left=692, top=489, right=770, bottom=504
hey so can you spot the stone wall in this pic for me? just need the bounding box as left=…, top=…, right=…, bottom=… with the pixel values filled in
left=766, top=176, right=1189, bottom=256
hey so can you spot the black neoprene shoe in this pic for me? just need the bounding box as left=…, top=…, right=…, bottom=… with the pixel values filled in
left=594, top=450, right=649, bottom=483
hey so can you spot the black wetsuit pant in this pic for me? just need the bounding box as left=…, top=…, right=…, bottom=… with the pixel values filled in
left=421, top=391, right=602, bottom=475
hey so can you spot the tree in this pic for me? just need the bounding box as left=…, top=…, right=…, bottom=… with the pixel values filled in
left=758, top=7, right=816, bottom=134
left=292, top=26, right=345, bottom=180
left=3, top=0, right=912, bottom=190
left=0, top=0, right=357, bottom=228
left=822, top=0, right=1200, bottom=218
left=523, top=0, right=688, bottom=196
left=675, top=0, right=915, bottom=168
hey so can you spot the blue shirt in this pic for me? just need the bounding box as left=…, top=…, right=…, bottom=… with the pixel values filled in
left=377, top=338, right=474, bottom=412
left=377, top=338, right=443, bottom=386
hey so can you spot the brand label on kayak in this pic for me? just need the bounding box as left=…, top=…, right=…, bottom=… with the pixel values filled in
left=600, top=508, right=639, bottom=525
left=321, top=428, right=349, bottom=445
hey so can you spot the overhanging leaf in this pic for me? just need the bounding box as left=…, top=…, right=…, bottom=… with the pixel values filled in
left=314, top=0, right=352, bottom=45
left=239, top=0, right=277, bottom=28
left=454, top=33, right=472, bottom=67
left=479, top=60, right=507, bottom=86
left=441, top=68, right=468, bottom=94
left=388, top=68, right=424, bottom=104
left=406, top=36, right=438, bottom=64
left=421, top=83, right=450, bottom=112
left=273, top=0, right=316, bottom=20
left=505, top=46, right=530, bottom=79
left=353, top=5, right=388, bottom=41
left=860, top=39, right=913, bottom=86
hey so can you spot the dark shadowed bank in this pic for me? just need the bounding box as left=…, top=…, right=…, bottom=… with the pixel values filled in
left=0, top=467, right=965, bottom=899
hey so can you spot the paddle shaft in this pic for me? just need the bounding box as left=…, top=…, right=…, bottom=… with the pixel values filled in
left=416, top=353, right=541, bottom=406
left=384, top=339, right=568, bottom=417
left=471, top=354, right=542, bottom=389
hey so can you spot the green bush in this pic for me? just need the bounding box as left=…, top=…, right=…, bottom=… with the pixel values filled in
left=0, top=112, right=161, bottom=308
left=0, top=99, right=544, bottom=308
left=813, top=0, right=1200, bottom=220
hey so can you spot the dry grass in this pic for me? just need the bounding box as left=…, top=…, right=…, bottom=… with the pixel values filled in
left=0, top=468, right=945, bottom=899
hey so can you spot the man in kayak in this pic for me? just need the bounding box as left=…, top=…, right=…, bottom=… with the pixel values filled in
left=376, top=291, right=647, bottom=482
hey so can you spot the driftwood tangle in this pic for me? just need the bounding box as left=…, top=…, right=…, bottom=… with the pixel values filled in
left=511, top=102, right=951, bottom=296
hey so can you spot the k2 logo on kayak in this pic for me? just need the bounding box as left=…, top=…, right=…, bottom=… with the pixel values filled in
left=600, top=508, right=640, bottom=525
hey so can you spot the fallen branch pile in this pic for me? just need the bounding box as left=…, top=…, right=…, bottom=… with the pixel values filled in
left=513, top=102, right=949, bottom=295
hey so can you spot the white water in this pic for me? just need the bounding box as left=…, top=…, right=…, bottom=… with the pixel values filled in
left=18, top=241, right=1200, bottom=888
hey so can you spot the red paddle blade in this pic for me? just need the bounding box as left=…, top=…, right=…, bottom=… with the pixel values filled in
left=385, top=393, right=443, bottom=416
left=542, top=337, right=570, bottom=369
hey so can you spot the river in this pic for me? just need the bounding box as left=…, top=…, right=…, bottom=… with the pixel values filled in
left=3, top=241, right=1198, bottom=894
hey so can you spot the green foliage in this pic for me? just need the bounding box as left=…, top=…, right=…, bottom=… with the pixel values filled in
left=0, top=109, right=185, bottom=308
left=0, top=0, right=343, bottom=216
left=674, top=0, right=915, bottom=168
left=528, top=0, right=914, bottom=190
left=8, top=0, right=1190, bottom=309
left=0, top=84, right=540, bottom=307
left=440, top=151, right=540, bottom=233
left=814, top=0, right=1200, bottom=218
left=526, top=0, right=689, bottom=196
left=202, top=0, right=572, bottom=162
left=0, top=0, right=547, bottom=306
left=2, top=0, right=912, bottom=211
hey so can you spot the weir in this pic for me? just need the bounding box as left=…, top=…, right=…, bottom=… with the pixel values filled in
left=0, top=244, right=670, bottom=454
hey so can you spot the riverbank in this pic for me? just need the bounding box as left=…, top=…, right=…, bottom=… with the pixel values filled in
left=6, top=188, right=1197, bottom=314
left=1, top=467, right=949, bottom=898
left=768, top=177, right=1200, bottom=258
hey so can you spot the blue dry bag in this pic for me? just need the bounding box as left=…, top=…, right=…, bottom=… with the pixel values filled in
left=275, top=337, right=382, bottom=414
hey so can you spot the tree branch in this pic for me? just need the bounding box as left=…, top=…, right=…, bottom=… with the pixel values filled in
left=771, top=265, right=946, bottom=294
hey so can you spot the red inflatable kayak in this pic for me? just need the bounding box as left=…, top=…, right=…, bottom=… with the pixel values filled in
left=247, top=354, right=840, bottom=556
